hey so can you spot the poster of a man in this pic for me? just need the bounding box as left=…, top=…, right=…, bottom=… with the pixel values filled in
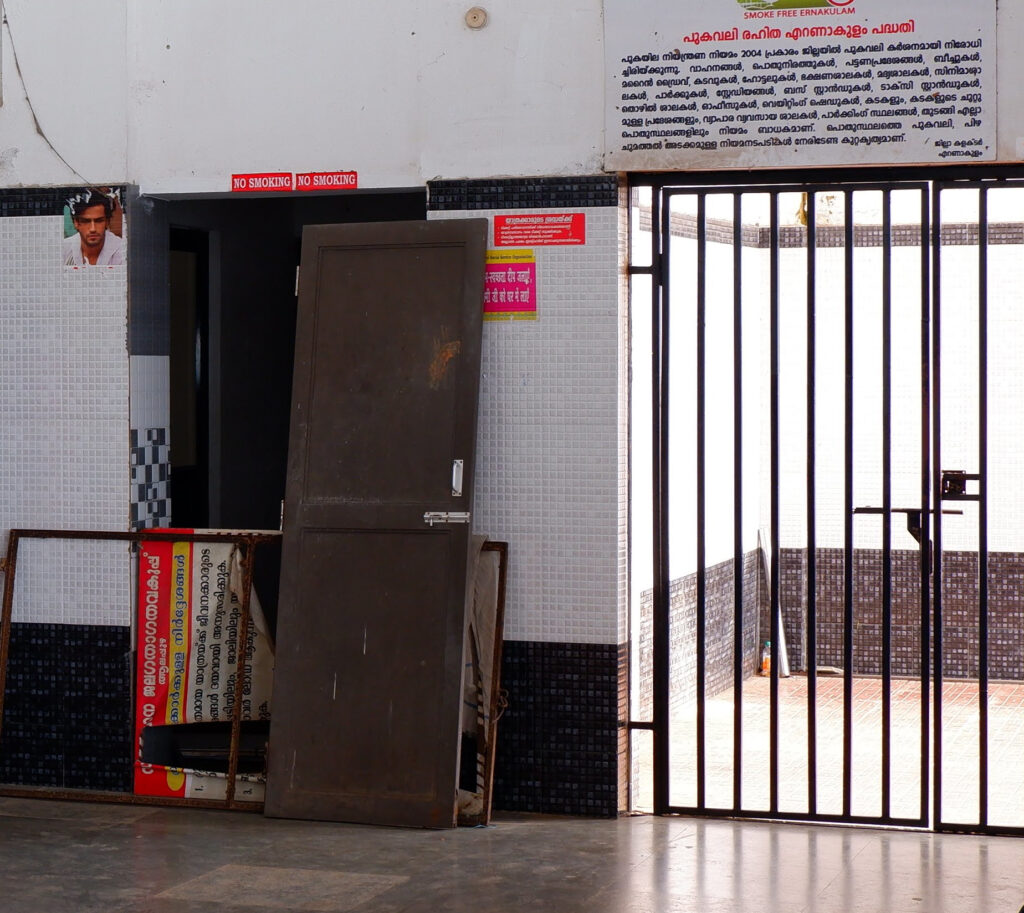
left=62, top=188, right=125, bottom=267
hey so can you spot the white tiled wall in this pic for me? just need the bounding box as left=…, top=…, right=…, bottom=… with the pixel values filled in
left=0, top=215, right=131, bottom=625
left=431, top=208, right=625, bottom=645
left=616, top=194, right=631, bottom=647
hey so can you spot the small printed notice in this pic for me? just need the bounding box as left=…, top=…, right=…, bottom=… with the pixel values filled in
left=296, top=171, right=358, bottom=191
left=484, top=249, right=536, bottom=321
left=494, top=213, right=586, bottom=246
left=604, top=0, right=995, bottom=170
left=231, top=172, right=295, bottom=192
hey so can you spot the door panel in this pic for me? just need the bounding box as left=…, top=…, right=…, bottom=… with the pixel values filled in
left=285, top=530, right=452, bottom=804
left=302, top=243, right=468, bottom=503
left=265, top=219, right=487, bottom=828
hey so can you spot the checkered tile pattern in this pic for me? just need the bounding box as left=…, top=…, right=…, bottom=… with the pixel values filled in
left=130, top=427, right=170, bottom=529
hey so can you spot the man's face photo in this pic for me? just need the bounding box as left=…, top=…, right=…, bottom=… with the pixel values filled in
left=73, top=204, right=110, bottom=251
left=62, top=188, right=125, bottom=268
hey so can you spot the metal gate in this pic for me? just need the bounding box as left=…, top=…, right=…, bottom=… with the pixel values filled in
left=629, top=171, right=1024, bottom=835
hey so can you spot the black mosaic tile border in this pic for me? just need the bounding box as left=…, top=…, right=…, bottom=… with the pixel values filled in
left=0, top=185, right=128, bottom=218
left=428, top=176, right=618, bottom=211
left=493, top=640, right=621, bottom=818
left=637, top=544, right=1024, bottom=698
left=0, top=623, right=133, bottom=792
left=780, top=548, right=1024, bottom=680
left=638, top=551, right=763, bottom=720
left=0, top=188, right=73, bottom=218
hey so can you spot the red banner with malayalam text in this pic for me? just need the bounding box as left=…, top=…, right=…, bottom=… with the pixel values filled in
left=134, top=535, right=273, bottom=800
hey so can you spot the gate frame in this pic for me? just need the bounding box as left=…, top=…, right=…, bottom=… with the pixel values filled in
left=628, top=163, right=1024, bottom=836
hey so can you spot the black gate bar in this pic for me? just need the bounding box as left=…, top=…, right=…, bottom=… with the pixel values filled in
left=695, top=193, right=708, bottom=810
left=931, top=183, right=945, bottom=828
left=842, top=188, right=855, bottom=820
left=652, top=186, right=671, bottom=815
left=918, top=187, right=932, bottom=828
left=732, top=192, right=745, bottom=813
left=881, top=188, right=894, bottom=821
left=769, top=191, right=781, bottom=815
left=805, top=191, right=818, bottom=818
left=977, top=186, right=990, bottom=829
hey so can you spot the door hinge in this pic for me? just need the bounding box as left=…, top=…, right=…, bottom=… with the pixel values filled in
left=423, top=511, right=471, bottom=527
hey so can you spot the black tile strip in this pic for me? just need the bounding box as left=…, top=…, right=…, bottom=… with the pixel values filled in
left=0, top=623, right=133, bottom=792
left=428, top=176, right=618, bottom=211
left=493, top=640, right=620, bottom=817
left=0, top=186, right=127, bottom=219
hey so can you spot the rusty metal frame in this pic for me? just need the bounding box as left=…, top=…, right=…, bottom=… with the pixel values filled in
left=456, top=540, right=509, bottom=827
left=0, top=527, right=280, bottom=812
left=479, top=541, right=509, bottom=825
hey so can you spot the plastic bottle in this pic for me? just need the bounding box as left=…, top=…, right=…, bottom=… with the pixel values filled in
left=760, top=640, right=771, bottom=676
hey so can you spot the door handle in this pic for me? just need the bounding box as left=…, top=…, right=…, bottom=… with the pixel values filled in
left=451, top=459, right=464, bottom=497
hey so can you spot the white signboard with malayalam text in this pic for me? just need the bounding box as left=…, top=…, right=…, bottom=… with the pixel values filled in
left=605, top=0, right=996, bottom=171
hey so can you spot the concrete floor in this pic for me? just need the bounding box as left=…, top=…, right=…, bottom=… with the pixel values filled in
left=0, top=797, right=1022, bottom=913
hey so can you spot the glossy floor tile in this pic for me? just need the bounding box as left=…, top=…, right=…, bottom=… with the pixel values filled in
left=0, top=797, right=1022, bottom=912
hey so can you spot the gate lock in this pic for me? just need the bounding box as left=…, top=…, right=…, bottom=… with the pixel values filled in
left=940, top=470, right=980, bottom=502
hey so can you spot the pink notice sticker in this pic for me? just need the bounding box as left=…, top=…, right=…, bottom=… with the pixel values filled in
left=484, top=250, right=536, bottom=321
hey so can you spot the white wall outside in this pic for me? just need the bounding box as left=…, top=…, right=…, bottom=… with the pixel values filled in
left=2, top=2, right=1024, bottom=191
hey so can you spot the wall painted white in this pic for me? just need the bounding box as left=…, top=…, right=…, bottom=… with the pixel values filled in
left=2, top=1, right=1020, bottom=192
left=126, top=1, right=606, bottom=194
left=996, top=0, right=1024, bottom=162
left=0, top=0, right=127, bottom=186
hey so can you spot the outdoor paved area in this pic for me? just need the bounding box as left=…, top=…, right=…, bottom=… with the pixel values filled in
left=636, top=676, right=1024, bottom=831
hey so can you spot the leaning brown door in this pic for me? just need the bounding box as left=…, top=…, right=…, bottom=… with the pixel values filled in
left=264, top=219, right=487, bottom=827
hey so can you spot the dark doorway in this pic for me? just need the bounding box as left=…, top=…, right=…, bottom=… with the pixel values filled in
left=168, top=227, right=210, bottom=528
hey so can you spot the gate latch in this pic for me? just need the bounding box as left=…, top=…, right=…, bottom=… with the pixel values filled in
left=940, top=470, right=980, bottom=501
left=853, top=505, right=963, bottom=548
left=423, top=511, right=471, bottom=527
